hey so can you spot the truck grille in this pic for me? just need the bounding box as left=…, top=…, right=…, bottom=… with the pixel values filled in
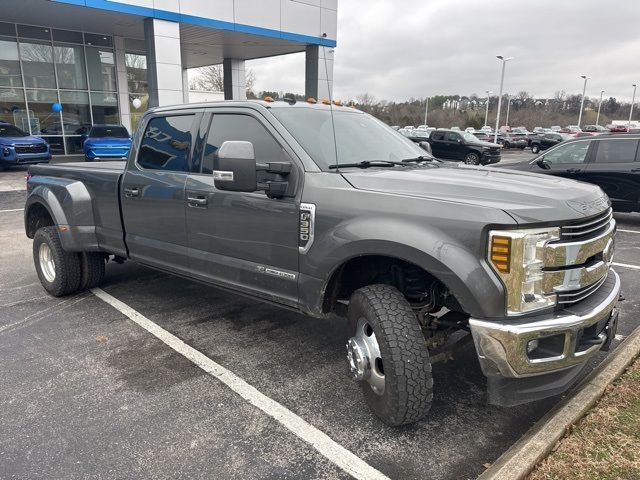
left=560, top=208, right=613, bottom=240
left=15, top=144, right=47, bottom=154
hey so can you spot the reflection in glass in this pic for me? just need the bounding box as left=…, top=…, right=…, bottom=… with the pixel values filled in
left=0, top=37, right=22, bottom=87
left=59, top=90, right=91, bottom=134
left=0, top=88, right=27, bottom=129
left=125, top=53, right=147, bottom=93
left=86, top=47, right=116, bottom=91
left=91, top=92, right=119, bottom=124
left=54, top=44, right=87, bottom=89
left=26, top=89, right=60, bottom=135
left=129, top=94, right=148, bottom=132
left=20, top=40, right=56, bottom=89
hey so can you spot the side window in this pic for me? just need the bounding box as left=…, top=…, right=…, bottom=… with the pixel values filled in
left=202, top=114, right=287, bottom=180
left=594, top=139, right=639, bottom=164
left=544, top=141, right=591, bottom=164
left=445, top=132, right=460, bottom=142
left=431, top=132, right=445, bottom=141
left=138, top=115, right=194, bottom=172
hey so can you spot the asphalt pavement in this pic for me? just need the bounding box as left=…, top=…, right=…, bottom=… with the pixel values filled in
left=1, top=159, right=638, bottom=480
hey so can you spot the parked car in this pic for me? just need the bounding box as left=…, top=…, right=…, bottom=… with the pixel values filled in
left=480, top=125, right=492, bottom=133
left=530, top=132, right=570, bottom=154
left=583, top=124, right=609, bottom=134
left=472, top=131, right=492, bottom=142
left=464, top=127, right=476, bottom=133
left=24, top=99, right=620, bottom=426
left=410, top=128, right=434, bottom=139
left=550, top=125, right=562, bottom=132
left=416, top=124, right=429, bottom=130
left=83, top=124, right=132, bottom=162
left=0, top=122, right=51, bottom=170
left=496, top=133, right=528, bottom=149
left=608, top=124, right=629, bottom=133
left=427, top=129, right=501, bottom=164
left=500, top=134, right=640, bottom=212
left=450, top=126, right=461, bottom=131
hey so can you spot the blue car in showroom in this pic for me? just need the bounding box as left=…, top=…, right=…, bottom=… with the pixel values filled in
left=83, top=124, right=132, bottom=161
left=0, top=122, right=51, bottom=170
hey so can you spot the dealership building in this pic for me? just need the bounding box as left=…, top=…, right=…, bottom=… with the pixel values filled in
left=0, top=0, right=337, bottom=155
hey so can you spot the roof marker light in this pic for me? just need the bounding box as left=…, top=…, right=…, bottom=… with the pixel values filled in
left=263, top=96, right=275, bottom=102
left=321, top=99, right=331, bottom=105
left=307, top=97, right=317, bottom=104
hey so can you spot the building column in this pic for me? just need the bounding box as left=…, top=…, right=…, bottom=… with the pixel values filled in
left=144, top=18, right=184, bottom=107
left=113, top=36, right=132, bottom=133
left=182, top=69, right=190, bottom=103
left=305, top=45, right=334, bottom=101
left=223, top=58, right=246, bottom=100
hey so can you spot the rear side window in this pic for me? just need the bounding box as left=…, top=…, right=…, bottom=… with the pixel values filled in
left=445, top=132, right=460, bottom=142
left=138, top=115, right=194, bottom=172
left=202, top=114, right=286, bottom=178
left=594, top=139, right=639, bottom=164
left=431, top=132, right=445, bottom=141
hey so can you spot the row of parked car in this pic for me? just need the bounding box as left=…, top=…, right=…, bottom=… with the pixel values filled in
left=0, top=122, right=131, bottom=169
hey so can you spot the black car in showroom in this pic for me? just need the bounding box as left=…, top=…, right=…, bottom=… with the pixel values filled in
left=500, top=134, right=640, bottom=212
left=426, top=129, right=501, bottom=165
left=529, top=132, right=571, bottom=154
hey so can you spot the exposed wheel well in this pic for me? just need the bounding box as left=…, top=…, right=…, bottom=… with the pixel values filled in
left=26, top=203, right=54, bottom=238
left=322, top=255, right=463, bottom=315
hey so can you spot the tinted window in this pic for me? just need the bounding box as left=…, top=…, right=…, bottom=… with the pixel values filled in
left=445, top=132, right=460, bottom=142
left=544, top=141, right=590, bottom=164
left=594, top=139, right=638, bottom=164
left=202, top=114, right=286, bottom=179
left=0, top=124, right=27, bottom=137
left=89, top=126, right=129, bottom=138
left=138, top=115, right=194, bottom=172
left=431, top=132, right=445, bottom=141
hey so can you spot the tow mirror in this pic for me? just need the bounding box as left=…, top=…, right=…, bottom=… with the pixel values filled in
left=536, top=158, right=551, bottom=170
left=213, top=141, right=257, bottom=192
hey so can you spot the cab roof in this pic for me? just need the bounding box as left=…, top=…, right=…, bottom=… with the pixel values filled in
left=150, top=99, right=363, bottom=114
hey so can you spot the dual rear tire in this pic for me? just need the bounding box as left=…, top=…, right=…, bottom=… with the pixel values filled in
left=33, top=226, right=105, bottom=297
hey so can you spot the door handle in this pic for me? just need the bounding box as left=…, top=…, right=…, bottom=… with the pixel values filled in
left=123, top=187, right=139, bottom=197
left=187, top=195, right=208, bottom=207
left=565, top=168, right=582, bottom=173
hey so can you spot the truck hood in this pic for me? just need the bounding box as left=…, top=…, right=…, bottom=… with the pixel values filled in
left=0, top=135, right=47, bottom=146
left=341, top=164, right=610, bottom=224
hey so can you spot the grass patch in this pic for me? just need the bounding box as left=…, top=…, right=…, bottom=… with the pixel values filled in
left=528, top=356, right=640, bottom=480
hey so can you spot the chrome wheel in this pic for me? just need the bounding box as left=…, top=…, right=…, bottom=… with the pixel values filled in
left=39, top=243, right=56, bottom=283
left=346, top=317, right=385, bottom=395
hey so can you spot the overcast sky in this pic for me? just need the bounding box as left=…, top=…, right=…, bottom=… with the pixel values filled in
left=247, top=0, right=640, bottom=102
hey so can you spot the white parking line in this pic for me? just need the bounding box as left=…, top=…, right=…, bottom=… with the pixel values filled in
left=618, top=229, right=640, bottom=234
left=613, top=262, right=640, bottom=271
left=91, top=287, right=389, bottom=480
left=0, top=208, right=23, bottom=213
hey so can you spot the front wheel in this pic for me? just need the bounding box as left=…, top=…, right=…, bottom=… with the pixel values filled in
left=346, top=285, right=433, bottom=426
left=464, top=152, right=481, bottom=165
left=503, top=142, right=511, bottom=149
left=33, top=226, right=82, bottom=296
left=531, top=144, right=540, bottom=154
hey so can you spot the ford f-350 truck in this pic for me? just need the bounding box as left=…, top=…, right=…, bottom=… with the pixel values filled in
left=25, top=100, right=620, bottom=426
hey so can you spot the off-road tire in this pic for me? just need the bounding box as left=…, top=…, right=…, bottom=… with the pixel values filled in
left=79, top=252, right=106, bottom=290
left=531, top=144, right=540, bottom=154
left=33, top=226, right=82, bottom=297
left=348, top=284, right=433, bottom=426
left=464, top=152, right=480, bottom=165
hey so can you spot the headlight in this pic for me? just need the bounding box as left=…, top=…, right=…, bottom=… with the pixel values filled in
left=488, top=227, right=560, bottom=315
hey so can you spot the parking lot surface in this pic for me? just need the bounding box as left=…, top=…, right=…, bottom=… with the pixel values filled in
left=1, top=163, right=638, bottom=480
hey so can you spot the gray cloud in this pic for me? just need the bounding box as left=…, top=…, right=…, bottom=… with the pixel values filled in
left=249, top=0, right=640, bottom=102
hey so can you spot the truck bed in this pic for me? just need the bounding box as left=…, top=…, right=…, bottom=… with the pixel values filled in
left=29, top=161, right=126, bottom=255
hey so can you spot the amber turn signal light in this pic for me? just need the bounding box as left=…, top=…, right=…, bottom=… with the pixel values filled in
left=490, top=236, right=511, bottom=273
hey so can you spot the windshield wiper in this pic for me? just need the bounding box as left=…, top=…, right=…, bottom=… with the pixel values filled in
left=328, top=160, right=408, bottom=169
left=401, top=155, right=435, bottom=163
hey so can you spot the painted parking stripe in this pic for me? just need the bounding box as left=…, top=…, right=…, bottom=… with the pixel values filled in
left=612, top=262, right=640, bottom=270
left=617, top=229, right=640, bottom=234
left=0, top=208, right=23, bottom=213
left=91, top=287, right=389, bottom=480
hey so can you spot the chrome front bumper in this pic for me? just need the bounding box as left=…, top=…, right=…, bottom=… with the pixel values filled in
left=469, top=269, right=620, bottom=378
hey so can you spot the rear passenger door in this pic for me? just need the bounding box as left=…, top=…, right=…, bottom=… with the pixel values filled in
left=121, top=112, right=200, bottom=273
left=444, top=132, right=463, bottom=159
left=184, top=110, right=301, bottom=306
left=583, top=137, right=640, bottom=211
left=429, top=131, right=447, bottom=158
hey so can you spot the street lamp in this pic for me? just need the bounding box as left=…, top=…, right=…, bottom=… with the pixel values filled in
left=494, top=55, right=513, bottom=143
left=423, top=97, right=429, bottom=126
left=628, top=84, right=637, bottom=131
left=484, top=90, right=492, bottom=127
left=596, top=90, right=605, bottom=126
left=505, top=94, right=512, bottom=129
left=577, top=75, right=590, bottom=128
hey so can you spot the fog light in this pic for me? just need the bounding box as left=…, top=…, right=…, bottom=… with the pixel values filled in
left=527, top=339, right=539, bottom=354
left=2, top=147, right=10, bottom=156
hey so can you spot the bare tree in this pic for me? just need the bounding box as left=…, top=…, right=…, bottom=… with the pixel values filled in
left=190, top=64, right=256, bottom=96
left=355, top=93, right=377, bottom=106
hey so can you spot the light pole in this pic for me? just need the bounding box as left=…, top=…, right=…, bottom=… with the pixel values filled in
left=494, top=55, right=513, bottom=143
left=628, top=84, right=637, bottom=131
left=505, top=95, right=511, bottom=128
left=577, top=74, right=590, bottom=128
left=596, top=90, right=605, bottom=126
left=423, top=97, right=429, bottom=125
left=484, top=90, right=492, bottom=127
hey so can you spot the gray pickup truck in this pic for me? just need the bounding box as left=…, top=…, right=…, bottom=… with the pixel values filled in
left=25, top=100, right=620, bottom=426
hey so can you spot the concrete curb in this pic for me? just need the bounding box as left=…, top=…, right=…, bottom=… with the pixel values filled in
left=478, top=325, right=640, bottom=480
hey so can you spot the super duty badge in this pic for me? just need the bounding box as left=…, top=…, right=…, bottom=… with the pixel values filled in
left=299, top=203, right=316, bottom=253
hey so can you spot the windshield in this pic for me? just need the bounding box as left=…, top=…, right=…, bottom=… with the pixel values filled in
left=0, top=124, right=28, bottom=137
left=270, top=107, right=426, bottom=170
left=89, top=126, right=129, bottom=138
left=462, top=132, right=479, bottom=142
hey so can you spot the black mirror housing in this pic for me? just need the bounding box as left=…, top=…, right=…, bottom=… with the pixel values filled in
left=213, top=141, right=258, bottom=192
left=536, top=158, right=551, bottom=170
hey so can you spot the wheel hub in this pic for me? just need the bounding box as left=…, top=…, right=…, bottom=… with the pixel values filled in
left=39, top=243, right=56, bottom=283
left=346, top=318, right=385, bottom=395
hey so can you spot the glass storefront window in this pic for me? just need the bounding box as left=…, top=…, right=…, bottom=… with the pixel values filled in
left=91, top=92, right=120, bottom=125
left=26, top=89, right=60, bottom=135
left=0, top=37, right=22, bottom=88
left=59, top=90, right=91, bottom=135
left=129, top=94, right=148, bottom=132
left=20, top=40, right=56, bottom=89
left=86, top=47, right=116, bottom=92
left=54, top=44, right=87, bottom=90
left=126, top=53, right=147, bottom=93
left=0, top=88, right=27, bottom=128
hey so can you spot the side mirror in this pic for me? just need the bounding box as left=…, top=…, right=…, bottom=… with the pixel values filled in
left=536, top=158, right=551, bottom=170
left=213, top=141, right=257, bottom=192
left=419, top=141, right=432, bottom=154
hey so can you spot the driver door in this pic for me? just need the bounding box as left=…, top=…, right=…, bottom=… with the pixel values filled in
left=531, top=139, right=594, bottom=182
